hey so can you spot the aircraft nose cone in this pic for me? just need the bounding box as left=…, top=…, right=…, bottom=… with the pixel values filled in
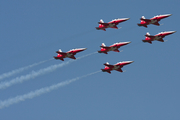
left=167, top=14, right=172, bottom=16
left=129, top=61, right=134, bottom=63
left=125, top=18, right=130, bottom=20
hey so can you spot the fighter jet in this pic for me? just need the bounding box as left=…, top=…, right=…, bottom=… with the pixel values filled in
left=101, top=61, right=134, bottom=74
left=54, top=48, right=87, bottom=61
left=98, top=42, right=131, bottom=54
left=137, top=14, right=172, bottom=28
left=96, top=18, right=130, bottom=31
left=142, top=31, right=176, bottom=44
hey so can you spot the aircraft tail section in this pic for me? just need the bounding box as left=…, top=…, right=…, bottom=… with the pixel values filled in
left=104, top=62, right=109, bottom=66
left=100, top=19, right=104, bottom=23
left=101, top=43, right=106, bottom=47
left=146, top=32, right=150, bottom=36
left=54, top=56, right=64, bottom=61
left=104, top=62, right=114, bottom=68
left=145, top=32, right=154, bottom=38
left=56, top=51, right=67, bottom=55
left=142, top=40, right=152, bottom=44
left=140, top=16, right=145, bottom=20
left=58, top=49, right=62, bottom=52
left=100, top=43, right=110, bottom=49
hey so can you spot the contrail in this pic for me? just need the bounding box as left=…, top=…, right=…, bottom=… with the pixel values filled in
left=0, top=58, right=53, bottom=81
left=0, top=52, right=97, bottom=90
left=0, top=70, right=101, bottom=109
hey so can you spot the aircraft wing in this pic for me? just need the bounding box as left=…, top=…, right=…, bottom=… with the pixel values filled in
left=113, top=49, right=120, bottom=52
left=115, top=68, right=123, bottom=72
left=69, top=55, right=76, bottom=59
left=157, top=38, right=164, bottom=42
left=142, top=40, right=152, bottom=44
left=111, top=26, right=118, bottom=29
left=152, top=22, right=160, bottom=26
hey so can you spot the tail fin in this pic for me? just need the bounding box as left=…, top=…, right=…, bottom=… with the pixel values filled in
left=141, top=16, right=145, bottom=19
left=58, top=49, right=62, bottom=52
left=100, top=19, right=104, bottom=23
left=101, top=43, right=106, bottom=47
left=104, top=62, right=109, bottom=66
left=146, top=32, right=150, bottom=36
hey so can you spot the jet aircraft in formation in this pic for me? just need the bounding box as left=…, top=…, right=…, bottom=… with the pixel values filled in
left=96, top=18, right=130, bottom=31
left=101, top=61, right=134, bottom=74
left=137, top=14, right=172, bottom=28
left=142, top=31, right=176, bottom=44
left=54, top=48, right=87, bottom=61
left=54, top=14, right=176, bottom=74
left=98, top=42, right=131, bottom=54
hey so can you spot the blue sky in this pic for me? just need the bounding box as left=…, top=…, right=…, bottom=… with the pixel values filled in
left=0, top=0, right=180, bottom=120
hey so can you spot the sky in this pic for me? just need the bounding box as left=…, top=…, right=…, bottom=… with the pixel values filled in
left=0, top=0, right=180, bottom=120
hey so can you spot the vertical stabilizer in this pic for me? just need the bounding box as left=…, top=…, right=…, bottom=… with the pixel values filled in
left=101, top=43, right=106, bottom=47
left=58, top=49, right=62, bottom=52
left=141, top=16, right=145, bottom=19
left=100, top=19, right=104, bottom=23
left=146, top=32, right=150, bottom=36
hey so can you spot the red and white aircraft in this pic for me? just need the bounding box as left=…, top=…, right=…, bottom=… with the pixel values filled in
left=142, top=31, right=176, bottom=44
left=96, top=18, right=130, bottom=31
left=137, top=14, right=172, bottom=28
left=98, top=42, right=131, bottom=54
left=54, top=48, right=87, bottom=61
left=101, top=61, right=134, bottom=74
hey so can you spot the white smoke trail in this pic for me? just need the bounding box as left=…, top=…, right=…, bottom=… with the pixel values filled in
left=0, top=70, right=100, bottom=109
left=0, top=60, right=73, bottom=90
left=0, top=58, right=53, bottom=81
left=0, top=52, right=97, bottom=90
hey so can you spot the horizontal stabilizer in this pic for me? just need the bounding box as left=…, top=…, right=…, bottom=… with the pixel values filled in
left=104, top=63, right=113, bottom=68
left=54, top=57, right=64, bottom=61
left=98, top=22, right=109, bottom=26
left=56, top=51, right=67, bottom=55
left=142, top=40, right=152, bottom=44
left=140, top=18, right=151, bottom=22
left=100, top=46, right=110, bottom=49
left=96, top=27, right=101, bottom=30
